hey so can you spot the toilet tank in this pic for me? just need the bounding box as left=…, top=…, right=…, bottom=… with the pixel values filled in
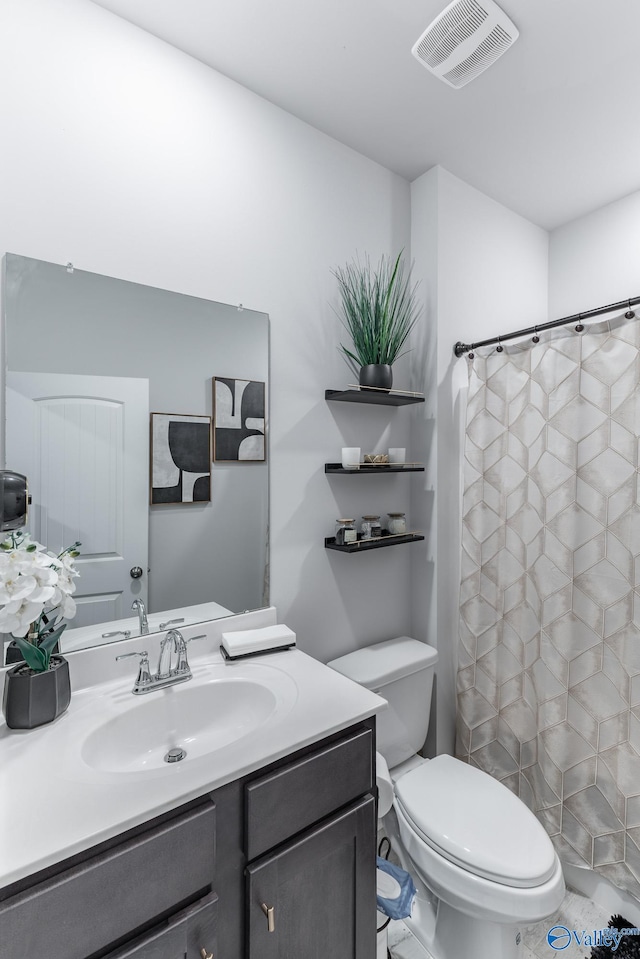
left=328, top=637, right=438, bottom=769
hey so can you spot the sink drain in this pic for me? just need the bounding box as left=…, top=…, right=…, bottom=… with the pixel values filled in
left=164, top=747, right=187, bottom=763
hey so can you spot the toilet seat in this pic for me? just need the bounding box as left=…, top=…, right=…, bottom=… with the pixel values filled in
left=394, top=755, right=556, bottom=888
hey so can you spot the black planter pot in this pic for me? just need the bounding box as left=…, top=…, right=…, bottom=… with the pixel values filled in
left=2, top=655, right=71, bottom=729
left=359, top=364, right=393, bottom=391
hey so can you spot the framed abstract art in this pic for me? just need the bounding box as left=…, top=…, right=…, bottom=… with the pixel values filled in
left=213, top=377, right=266, bottom=462
left=150, top=412, right=211, bottom=504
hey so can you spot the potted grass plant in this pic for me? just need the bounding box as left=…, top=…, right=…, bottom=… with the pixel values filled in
left=332, top=250, right=420, bottom=391
left=1, top=532, right=80, bottom=729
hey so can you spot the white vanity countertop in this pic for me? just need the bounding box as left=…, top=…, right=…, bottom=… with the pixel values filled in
left=0, top=639, right=385, bottom=889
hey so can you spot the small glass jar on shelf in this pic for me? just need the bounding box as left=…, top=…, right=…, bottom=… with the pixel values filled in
left=387, top=512, right=407, bottom=535
left=360, top=515, right=382, bottom=539
left=335, top=518, right=357, bottom=546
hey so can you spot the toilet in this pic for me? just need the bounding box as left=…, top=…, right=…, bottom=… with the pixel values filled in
left=328, top=637, right=565, bottom=959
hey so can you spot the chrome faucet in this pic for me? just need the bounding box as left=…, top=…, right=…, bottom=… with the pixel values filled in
left=116, top=629, right=207, bottom=694
left=157, top=629, right=178, bottom=679
left=131, top=598, right=149, bottom=635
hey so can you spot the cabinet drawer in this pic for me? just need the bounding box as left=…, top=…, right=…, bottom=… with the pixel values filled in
left=245, top=725, right=373, bottom=859
left=104, top=891, right=217, bottom=959
left=0, top=800, right=215, bottom=959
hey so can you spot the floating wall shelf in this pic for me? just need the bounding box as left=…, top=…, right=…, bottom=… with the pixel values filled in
left=325, top=389, right=424, bottom=407
left=325, top=533, right=424, bottom=553
left=325, top=463, right=424, bottom=475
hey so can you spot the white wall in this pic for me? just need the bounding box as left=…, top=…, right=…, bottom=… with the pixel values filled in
left=0, top=0, right=411, bottom=661
left=410, top=167, right=549, bottom=754
left=549, top=189, right=640, bottom=317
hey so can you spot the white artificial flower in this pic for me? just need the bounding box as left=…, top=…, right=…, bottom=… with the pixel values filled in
left=61, top=595, right=76, bottom=618
left=0, top=599, right=46, bottom=635
left=0, top=533, right=80, bottom=640
left=0, top=598, right=26, bottom=632
left=0, top=573, right=37, bottom=606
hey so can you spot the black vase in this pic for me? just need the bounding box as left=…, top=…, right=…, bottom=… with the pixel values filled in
left=2, top=655, right=71, bottom=729
left=359, top=364, right=393, bottom=391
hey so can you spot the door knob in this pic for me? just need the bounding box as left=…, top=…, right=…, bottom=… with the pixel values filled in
left=260, top=902, right=275, bottom=932
left=130, top=566, right=143, bottom=579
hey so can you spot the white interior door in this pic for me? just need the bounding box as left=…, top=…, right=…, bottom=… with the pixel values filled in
left=6, top=372, right=149, bottom=628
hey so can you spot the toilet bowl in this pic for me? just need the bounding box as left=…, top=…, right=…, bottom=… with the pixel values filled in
left=328, top=637, right=565, bottom=959
left=392, top=754, right=564, bottom=958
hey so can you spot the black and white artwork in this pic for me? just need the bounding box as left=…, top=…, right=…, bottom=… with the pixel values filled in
left=213, top=377, right=266, bottom=462
left=150, top=413, right=211, bottom=504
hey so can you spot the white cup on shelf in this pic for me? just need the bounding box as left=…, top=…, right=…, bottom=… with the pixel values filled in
left=341, top=447, right=361, bottom=470
left=388, top=447, right=406, bottom=464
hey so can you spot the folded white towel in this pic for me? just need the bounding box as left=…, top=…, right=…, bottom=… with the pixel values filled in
left=220, top=624, right=296, bottom=659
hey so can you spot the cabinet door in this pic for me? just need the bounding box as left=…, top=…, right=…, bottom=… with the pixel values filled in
left=103, top=891, right=217, bottom=959
left=246, top=795, right=376, bottom=959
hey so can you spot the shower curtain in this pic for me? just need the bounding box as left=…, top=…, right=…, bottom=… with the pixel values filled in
left=456, top=313, right=640, bottom=900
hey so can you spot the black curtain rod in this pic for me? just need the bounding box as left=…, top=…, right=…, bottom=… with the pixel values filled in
left=453, top=294, right=640, bottom=358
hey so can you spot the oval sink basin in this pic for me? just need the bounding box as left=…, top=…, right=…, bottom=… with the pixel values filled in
left=79, top=668, right=298, bottom=776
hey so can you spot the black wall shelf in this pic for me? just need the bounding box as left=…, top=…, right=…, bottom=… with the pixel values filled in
left=325, top=533, right=424, bottom=553
left=325, top=389, right=424, bottom=407
left=325, top=463, right=424, bottom=474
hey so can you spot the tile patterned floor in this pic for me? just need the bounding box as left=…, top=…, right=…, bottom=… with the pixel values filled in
left=386, top=889, right=612, bottom=959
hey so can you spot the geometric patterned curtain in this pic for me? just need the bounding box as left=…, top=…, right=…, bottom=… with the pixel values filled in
left=456, top=314, right=640, bottom=900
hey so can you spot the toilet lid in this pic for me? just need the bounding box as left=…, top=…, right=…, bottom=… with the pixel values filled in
left=394, top=755, right=557, bottom=888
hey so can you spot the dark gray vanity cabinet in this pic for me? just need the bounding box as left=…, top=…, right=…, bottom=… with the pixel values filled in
left=244, top=724, right=377, bottom=959
left=0, top=719, right=376, bottom=959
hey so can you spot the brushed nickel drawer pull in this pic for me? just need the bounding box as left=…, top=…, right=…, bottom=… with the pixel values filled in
left=200, top=949, right=213, bottom=959
left=260, top=902, right=275, bottom=932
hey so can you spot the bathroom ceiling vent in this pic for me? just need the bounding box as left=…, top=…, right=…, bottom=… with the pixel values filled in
left=412, top=0, right=518, bottom=89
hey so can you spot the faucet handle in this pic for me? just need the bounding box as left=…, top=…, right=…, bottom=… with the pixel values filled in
left=159, top=617, right=185, bottom=630
left=174, top=634, right=207, bottom=675
left=115, top=650, right=152, bottom=691
left=102, top=629, right=131, bottom=640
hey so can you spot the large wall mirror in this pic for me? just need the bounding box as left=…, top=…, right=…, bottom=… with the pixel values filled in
left=2, top=254, right=269, bottom=652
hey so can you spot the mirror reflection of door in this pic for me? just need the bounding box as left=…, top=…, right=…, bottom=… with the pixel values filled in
left=6, top=372, right=149, bottom=628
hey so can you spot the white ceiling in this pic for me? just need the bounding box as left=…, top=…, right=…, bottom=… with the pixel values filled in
left=89, top=0, right=640, bottom=230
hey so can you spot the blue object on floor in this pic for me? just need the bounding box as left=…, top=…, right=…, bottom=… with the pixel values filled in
left=376, top=856, right=416, bottom=920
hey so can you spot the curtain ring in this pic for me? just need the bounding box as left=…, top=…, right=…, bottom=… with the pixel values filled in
left=532, top=326, right=540, bottom=343
left=468, top=352, right=475, bottom=360
left=496, top=336, right=503, bottom=353
left=625, top=299, right=635, bottom=319
left=575, top=314, right=584, bottom=333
